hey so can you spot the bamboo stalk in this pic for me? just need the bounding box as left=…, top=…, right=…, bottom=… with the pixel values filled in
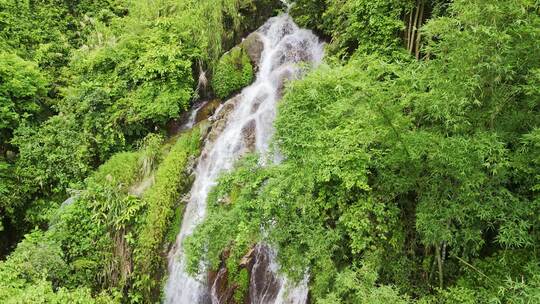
left=436, top=244, right=444, bottom=289
left=409, top=0, right=420, bottom=54
left=415, top=0, right=425, bottom=59
left=407, top=8, right=414, bottom=50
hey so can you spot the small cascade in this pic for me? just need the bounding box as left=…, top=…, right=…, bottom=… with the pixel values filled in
left=249, top=245, right=309, bottom=304
left=164, top=14, right=323, bottom=304
left=181, top=101, right=209, bottom=131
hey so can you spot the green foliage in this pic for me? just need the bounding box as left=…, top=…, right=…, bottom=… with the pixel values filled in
left=0, top=0, right=123, bottom=85
left=234, top=268, right=249, bottom=302
left=52, top=151, right=141, bottom=292
left=416, top=0, right=540, bottom=135
left=138, top=133, right=165, bottom=178
left=2, top=114, right=93, bottom=245
left=448, top=251, right=540, bottom=303
left=43, top=127, right=200, bottom=302
left=1, top=230, right=67, bottom=284
left=0, top=52, right=47, bottom=141
left=289, top=0, right=327, bottom=33
left=324, top=0, right=410, bottom=56
left=0, top=0, right=130, bottom=256
left=317, top=255, right=410, bottom=304
left=212, top=46, right=254, bottom=99
left=1, top=0, right=259, bottom=261
left=0, top=230, right=116, bottom=303
left=188, top=1, right=540, bottom=302
left=132, top=127, right=201, bottom=301
left=12, top=115, right=93, bottom=195
left=64, top=16, right=196, bottom=134
left=290, top=0, right=412, bottom=57
left=0, top=0, right=70, bottom=57
left=1, top=0, right=539, bottom=303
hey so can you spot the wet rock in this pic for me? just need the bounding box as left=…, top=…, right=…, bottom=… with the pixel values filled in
left=259, top=18, right=296, bottom=41
left=250, top=91, right=269, bottom=114
left=210, top=267, right=236, bottom=304
left=241, top=119, right=257, bottom=152
left=251, top=102, right=261, bottom=114
left=166, top=100, right=209, bottom=136
left=272, top=38, right=313, bottom=70
left=240, top=247, right=256, bottom=268
left=241, top=32, right=264, bottom=68
left=206, top=95, right=241, bottom=144
left=197, top=119, right=212, bottom=145
left=248, top=245, right=280, bottom=304
left=276, top=68, right=294, bottom=98
left=196, top=99, right=221, bottom=124
left=166, top=115, right=189, bottom=136
left=207, top=250, right=237, bottom=304
left=206, top=245, right=264, bottom=304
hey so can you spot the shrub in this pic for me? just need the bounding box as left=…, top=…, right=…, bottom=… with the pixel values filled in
left=132, top=126, right=201, bottom=301
left=212, top=46, right=254, bottom=99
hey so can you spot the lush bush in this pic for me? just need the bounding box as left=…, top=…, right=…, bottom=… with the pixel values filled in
left=290, top=0, right=411, bottom=57
left=0, top=52, right=48, bottom=142
left=1, top=114, right=93, bottom=248
left=324, top=0, right=410, bottom=56
left=212, top=46, right=254, bottom=99
left=52, top=151, right=142, bottom=292
left=12, top=115, right=93, bottom=195
left=0, top=52, right=48, bottom=233
left=51, top=128, right=201, bottom=302
left=0, top=0, right=128, bottom=255
left=133, top=126, right=201, bottom=301
left=0, top=230, right=116, bottom=303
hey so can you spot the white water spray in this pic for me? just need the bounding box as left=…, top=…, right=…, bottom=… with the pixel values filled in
left=164, top=14, right=323, bottom=304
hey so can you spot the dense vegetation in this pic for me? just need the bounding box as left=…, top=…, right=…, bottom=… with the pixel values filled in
left=1, top=0, right=539, bottom=303
left=187, top=0, right=540, bottom=303
left=0, top=0, right=280, bottom=302
left=212, top=46, right=254, bottom=99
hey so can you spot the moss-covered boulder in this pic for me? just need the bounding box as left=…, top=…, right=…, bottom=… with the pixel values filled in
left=212, top=47, right=254, bottom=100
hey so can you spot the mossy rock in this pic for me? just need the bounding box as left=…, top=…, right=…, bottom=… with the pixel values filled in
left=212, top=46, right=254, bottom=100
left=241, top=32, right=264, bottom=67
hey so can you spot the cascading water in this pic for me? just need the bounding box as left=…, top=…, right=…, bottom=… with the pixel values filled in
left=164, top=14, right=324, bottom=304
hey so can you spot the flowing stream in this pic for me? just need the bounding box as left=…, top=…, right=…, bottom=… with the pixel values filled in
left=164, top=14, right=323, bottom=304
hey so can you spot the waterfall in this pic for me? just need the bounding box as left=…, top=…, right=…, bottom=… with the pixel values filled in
left=181, top=100, right=208, bottom=131
left=164, top=14, right=324, bottom=304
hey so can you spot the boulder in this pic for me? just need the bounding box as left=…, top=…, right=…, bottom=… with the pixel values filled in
left=241, top=119, right=257, bottom=151
left=195, top=99, right=221, bottom=124
left=275, top=68, right=294, bottom=98
left=241, top=32, right=264, bottom=68
left=206, top=95, right=241, bottom=144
